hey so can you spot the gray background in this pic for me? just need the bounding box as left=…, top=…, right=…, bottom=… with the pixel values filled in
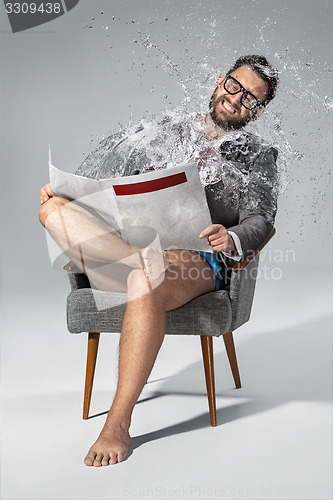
left=0, top=0, right=332, bottom=292
left=1, top=1, right=332, bottom=499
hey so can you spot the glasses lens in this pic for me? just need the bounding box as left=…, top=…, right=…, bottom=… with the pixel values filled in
left=241, top=92, right=258, bottom=110
left=224, top=77, right=241, bottom=94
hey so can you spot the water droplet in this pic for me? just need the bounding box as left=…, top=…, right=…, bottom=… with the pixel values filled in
left=324, top=96, right=333, bottom=110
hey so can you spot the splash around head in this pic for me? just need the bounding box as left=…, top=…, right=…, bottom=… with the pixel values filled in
left=208, top=55, right=279, bottom=135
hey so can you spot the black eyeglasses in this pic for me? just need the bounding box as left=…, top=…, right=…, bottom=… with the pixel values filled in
left=223, top=75, right=262, bottom=110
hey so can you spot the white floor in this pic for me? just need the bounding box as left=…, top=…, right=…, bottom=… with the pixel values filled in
left=1, top=268, right=332, bottom=500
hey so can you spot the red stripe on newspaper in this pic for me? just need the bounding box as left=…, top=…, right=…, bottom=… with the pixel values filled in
left=113, top=172, right=187, bottom=196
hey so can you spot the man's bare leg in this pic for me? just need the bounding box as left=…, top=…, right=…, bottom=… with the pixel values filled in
left=39, top=197, right=216, bottom=464
left=84, top=250, right=216, bottom=466
left=39, top=197, right=168, bottom=290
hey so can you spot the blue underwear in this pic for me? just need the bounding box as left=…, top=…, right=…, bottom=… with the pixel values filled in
left=196, top=251, right=226, bottom=291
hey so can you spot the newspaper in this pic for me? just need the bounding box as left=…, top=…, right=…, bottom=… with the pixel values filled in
left=49, top=157, right=214, bottom=255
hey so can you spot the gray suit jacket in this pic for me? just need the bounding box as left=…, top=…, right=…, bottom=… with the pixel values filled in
left=204, top=133, right=278, bottom=268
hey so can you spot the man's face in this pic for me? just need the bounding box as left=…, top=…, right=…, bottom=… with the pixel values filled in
left=209, top=65, right=269, bottom=131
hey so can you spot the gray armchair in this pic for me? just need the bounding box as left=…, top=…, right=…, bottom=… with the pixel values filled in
left=65, top=229, right=275, bottom=426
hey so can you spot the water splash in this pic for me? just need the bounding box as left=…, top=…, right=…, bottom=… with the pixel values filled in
left=135, top=31, right=190, bottom=102
left=80, top=7, right=332, bottom=235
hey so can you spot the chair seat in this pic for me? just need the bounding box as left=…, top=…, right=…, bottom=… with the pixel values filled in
left=67, top=288, right=232, bottom=337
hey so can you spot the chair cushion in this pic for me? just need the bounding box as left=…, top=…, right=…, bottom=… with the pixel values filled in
left=67, top=289, right=232, bottom=337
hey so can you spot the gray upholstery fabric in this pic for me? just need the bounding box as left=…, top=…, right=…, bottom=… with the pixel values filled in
left=66, top=248, right=261, bottom=336
left=67, top=288, right=232, bottom=337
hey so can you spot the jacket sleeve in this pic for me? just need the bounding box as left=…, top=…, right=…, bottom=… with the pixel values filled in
left=222, top=145, right=279, bottom=264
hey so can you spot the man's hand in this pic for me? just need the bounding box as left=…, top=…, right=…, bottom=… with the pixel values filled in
left=40, top=183, right=56, bottom=205
left=199, top=224, right=236, bottom=253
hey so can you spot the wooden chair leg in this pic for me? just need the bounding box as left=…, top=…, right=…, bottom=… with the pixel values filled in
left=200, top=335, right=217, bottom=427
left=223, top=331, right=241, bottom=388
left=83, top=332, right=100, bottom=420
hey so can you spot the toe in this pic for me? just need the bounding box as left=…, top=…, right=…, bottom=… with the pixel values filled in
left=101, top=455, right=110, bottom=466
left=93, top=453, right=104, bottom=467
left=84, top=453, right=96, bottom=466
left=117, top=452, right=126, bottom=463
left=109, top=454, right=118, bottom=465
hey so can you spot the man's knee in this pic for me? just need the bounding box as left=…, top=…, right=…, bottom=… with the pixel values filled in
left=38, top=197, right=70, bottom=227
left=127, top=269, right=150, bottom=300
left=126, top=268, right=166, bottom=304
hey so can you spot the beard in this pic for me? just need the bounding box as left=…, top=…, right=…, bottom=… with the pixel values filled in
left=209, top=89, right=251, bottom=131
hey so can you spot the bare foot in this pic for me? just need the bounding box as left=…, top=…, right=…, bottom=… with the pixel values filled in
left=84, top=419, right=131, bottom=466
left=141, top=247, right=169, bottom=279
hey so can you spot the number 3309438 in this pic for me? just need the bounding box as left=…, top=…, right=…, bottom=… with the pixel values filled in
left=5, top=3, right=61, bottom=14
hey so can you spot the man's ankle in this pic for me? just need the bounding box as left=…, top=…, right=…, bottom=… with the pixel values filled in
left=106, top=409, right=132, bottom=427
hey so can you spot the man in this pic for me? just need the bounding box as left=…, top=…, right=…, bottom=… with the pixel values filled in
left=39, top=55, right=279, bottom=466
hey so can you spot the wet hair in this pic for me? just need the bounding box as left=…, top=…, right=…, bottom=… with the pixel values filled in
left=227, top=55, right=279, bottom=106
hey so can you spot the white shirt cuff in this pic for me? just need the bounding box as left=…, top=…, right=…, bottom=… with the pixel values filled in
left=221, top=231, right=243, bottom=261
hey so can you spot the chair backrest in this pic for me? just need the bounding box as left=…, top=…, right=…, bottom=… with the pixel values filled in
left=229, top=253, right=260, bottom=331
left=228, top=228, right=275, bottom=330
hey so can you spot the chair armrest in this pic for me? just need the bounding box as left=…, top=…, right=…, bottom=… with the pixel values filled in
left=231, top=228, right=276, bottom=270
left=63, top=261, right=91, bottom=291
